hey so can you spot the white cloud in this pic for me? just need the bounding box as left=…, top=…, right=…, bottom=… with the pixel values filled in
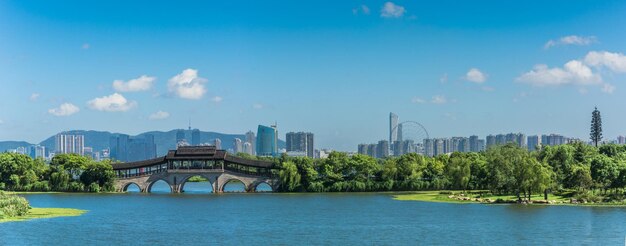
left=81, top=43, right=90, bottom=50
left=584, top=51, right=626, bottom=73
left=211, top=96, right=223, bottom=103
left=87, top=93, right=137, bottom=112
left=168, top=69, right=207, bottom=99
left=544, top=35, right=596, bottom=49
left=353, top=5, right=370, bottom=15
left=252, top=103, right=264, bottom=109
left=602, top=83, right=616, bottom=94
left=48, top=103, right=80, bottom=116
left=30, top=93, right=40, bottom=101
left=112, top=75, right=156, bottom=92
left=465, top=68, right=487, bottom=83
left=517, top=60, right=602, bottom=87
left=149, top=110, right=170, bottom=120
left=380, top=2, right=405, bottom=18
left=431, top=95, right=447, bottom=104
left=411, top=97, right=425, bottom=104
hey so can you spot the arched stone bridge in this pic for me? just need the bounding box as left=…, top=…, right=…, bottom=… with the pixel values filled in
left=112, top=146, right=280, bottom=193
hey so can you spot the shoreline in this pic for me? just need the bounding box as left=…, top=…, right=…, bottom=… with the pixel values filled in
left=392, top=191, right=626, bottom=207
left=0, top=207, right=87, bottom=223
left=8, top=190, right=626, bottom=207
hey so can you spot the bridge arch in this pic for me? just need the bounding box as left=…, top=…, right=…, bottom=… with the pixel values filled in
left=147, top=179, right=173, bottom=193
left=179, top=174, right=215, bottom=193
left=122, top=182, right=143, bottom=192
left=251, top=181, right=274, bottom=192
left=220, top=178, right=249, bottom=193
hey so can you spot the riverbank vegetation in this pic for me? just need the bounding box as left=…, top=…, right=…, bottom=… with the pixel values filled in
left=0, top=153, right=115, bottom=192
left=0, top=191, right=86, bottom=222
left=276, top=142, right=626, bottom=204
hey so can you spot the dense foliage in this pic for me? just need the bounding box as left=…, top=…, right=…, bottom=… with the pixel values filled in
left=0, top=153, right=115, bottom=192
left=277, top=143, right=626, bottom=200
left=0, top=191, right=30, bottom=219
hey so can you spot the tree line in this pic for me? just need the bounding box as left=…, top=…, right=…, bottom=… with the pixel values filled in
left=0, top=153, right=115, bottom=192
left=277, top=142, right=626, bottom=201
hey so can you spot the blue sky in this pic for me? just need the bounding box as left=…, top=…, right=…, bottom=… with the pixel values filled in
left=1, top=0, right=626, bottom=151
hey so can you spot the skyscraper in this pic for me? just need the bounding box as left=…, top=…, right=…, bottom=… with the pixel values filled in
left=286, top=132, right=315, bottom=158
left=423, top=139, right=434, bottom=157
left=256, top=125, right=278, bottom=157
left=191, top=129, right=201, bottom=146
left=28, top=145, right=46, bottom=159
left=245, top=131, right=256, bottom=155
left=527, top=135, right=540, bottom=151
left=376, top=140, right=389, bottom=158
left=214, top=138, right=222, bottom=150
left=486, top=135, right=496, bottom=149
left=55, top=133, right=85, bottom=155
left=176, top=129, right=186, bottom=146
left=389, top=112, right=399, bottom=145
left=109, top=134, right=157, bottom=162
left=469, top=135, right=479, bottom=152
left=243, top=142, right=253, bottom=155
left=233, top=138, right=243, bottom=153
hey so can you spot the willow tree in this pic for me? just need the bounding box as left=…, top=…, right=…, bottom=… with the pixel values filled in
left=590, top=107, right=603, bottom=147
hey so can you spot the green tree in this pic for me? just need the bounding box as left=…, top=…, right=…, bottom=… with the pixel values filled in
left=445, top=153, right=471, bottom=191
left=79, top=160, right=115, bottom=192
left=279, top=161, right=301, bottom=192
left=590, top=155, right=619, bottom=192
left=590, top=107, right=603, bottom=147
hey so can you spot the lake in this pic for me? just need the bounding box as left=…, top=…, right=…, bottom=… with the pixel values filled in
left=2, top=183, right=626, bottom=245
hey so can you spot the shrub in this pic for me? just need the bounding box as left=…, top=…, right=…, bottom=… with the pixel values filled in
left=68, top=182, right=85, bottom=192
left=87, top=182, right=101, bottom=193
left=0, top=191, right=31, bottom=218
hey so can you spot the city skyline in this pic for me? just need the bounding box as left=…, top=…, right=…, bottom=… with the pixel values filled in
left=2, top=1, right=626, bottom=151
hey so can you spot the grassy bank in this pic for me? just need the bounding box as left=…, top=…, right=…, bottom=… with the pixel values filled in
left=393, top=190, right=573, bottom=205
left=1, top=191, right=87, bottom=223
left=0, top=207, right=86, bottom=223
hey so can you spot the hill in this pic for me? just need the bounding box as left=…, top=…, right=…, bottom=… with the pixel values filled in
left=2, top=129, right=286, bottom=156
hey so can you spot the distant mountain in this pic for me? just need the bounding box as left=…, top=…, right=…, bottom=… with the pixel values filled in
left=0, top=141, right=34, bottom=152
left=1, top=129, right=286, bottom=157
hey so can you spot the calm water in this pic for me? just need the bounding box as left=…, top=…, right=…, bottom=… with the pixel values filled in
left=2, top=184, right=626, bottom=245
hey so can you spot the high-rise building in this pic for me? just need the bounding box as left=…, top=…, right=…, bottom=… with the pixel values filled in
left=434, top=139, right=444, bottom=156
left=389, top=112, right=399, bottom=145
left=55, top=133, right=85, bottom=155
left=376, top=140, right=389, bottom=158
left=243, top=142, right=253, bottom=155
left=477, top=139, right=486, bottom=152
left=618, top=136, right=626, bottom=145
left=233, top=138, right=243, bottom=153
left=245, top=131, right=256, bottom=155
left=367, top=144, right=377, bottom=158
left=286, top=132, right=314, bottom=158
left=541, top=134, right=567, bottom=146
left=176, top=129, right=186, bottom=146
left=109, top=134, right=156, bottom=162
left=28, top=145, right=46, bottom=159
left=486, top=135, right=496, bottom=149
left=469, top=135, right=479, bottom=152
left=191, top=129, right=201, bottom=146
left=256, top=124, right=278, bottom=157
left=423, top=139, right=434, bottom=157
left=358, top=144, right=369, bottom=155
left=214, top=138, right=222, bottom=150
left=527, top=135, right=540, bottom=151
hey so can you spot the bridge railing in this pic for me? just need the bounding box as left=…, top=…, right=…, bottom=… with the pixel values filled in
left=116, top=165, right=278, bottom=179
left=116, top=169, right=166, bottom=179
